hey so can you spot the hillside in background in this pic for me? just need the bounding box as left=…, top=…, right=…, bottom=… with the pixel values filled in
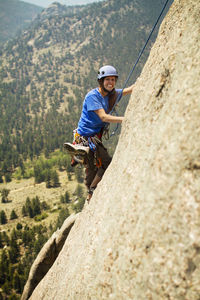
left=0, top=0, right=172, bottom=180
left=0, top=0, right=43, bottom=45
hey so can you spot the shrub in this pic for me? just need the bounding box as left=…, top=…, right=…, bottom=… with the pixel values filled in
left=0, top=210, right=8, bottom=224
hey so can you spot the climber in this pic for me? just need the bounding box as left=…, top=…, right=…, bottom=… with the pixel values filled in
left=64, top=65, right=134, bottom=201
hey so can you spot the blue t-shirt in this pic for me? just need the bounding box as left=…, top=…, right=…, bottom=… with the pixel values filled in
left=77, top=88, right=122, bottom=137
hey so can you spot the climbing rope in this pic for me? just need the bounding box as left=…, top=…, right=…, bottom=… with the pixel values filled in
left=108, top=0, right=171, bottom=138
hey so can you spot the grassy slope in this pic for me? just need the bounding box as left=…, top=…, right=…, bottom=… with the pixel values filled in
left=0, top=170, right=86, bottom=232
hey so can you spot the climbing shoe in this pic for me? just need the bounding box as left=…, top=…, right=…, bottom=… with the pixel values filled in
left=64, top=142, right=89, bottom=156
left=87, top=187, right=96, bottom=203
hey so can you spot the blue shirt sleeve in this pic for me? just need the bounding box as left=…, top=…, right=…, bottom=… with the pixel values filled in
left=86, top=94, right=103, bottom=112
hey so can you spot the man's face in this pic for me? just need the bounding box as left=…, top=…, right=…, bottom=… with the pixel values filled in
left=103, top=76, right=117, bottom=92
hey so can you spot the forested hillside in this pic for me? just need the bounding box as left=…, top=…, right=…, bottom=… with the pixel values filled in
left=0, top=0, right=42, bottom=45
left=0, top=0, right=172, bottom=181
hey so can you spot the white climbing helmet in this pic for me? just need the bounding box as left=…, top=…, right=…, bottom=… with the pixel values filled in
left=97, top=65, right=118, bottom=80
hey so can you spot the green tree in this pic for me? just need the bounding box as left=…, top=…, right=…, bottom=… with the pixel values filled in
left=0, top=210, right=7, bottom=224
left=45, top=169, right=51, bottom=188
left=60, top=191, right=70, bottom=204
left=60, top=195, right=65, bottom=203
left=75, top=167, right=84, bottom=183
left=9, top=236, right=20, bottom=263
left=10, top=209, right=18, bottom=220
left=0, top=173, right=3, bottom=183
left=16, top=223, right=23, bottom=230
left=28, top=205, right=34, bottom=218
left=12, top=271, right=21, bottom=293
left=73, top=198, right=85, bottom=213
left=19, top=158, right=25, bottom=177
left=25, top=197, right=33, bottom=218
left=0, top=232, right=3, bottom=248
left=22, top=205, right=27, bottom=216
left=64, top=191, right=70, bottom=203
left=51, top=170, right=60, bottom=187
left=0, top=250, right=9, bottom=285
left=8, top=293, right=19, bottom=300
left=5, top=173, right=11, bottom=183
left=1, top=188, right=10, bottom=203
left=22, top=229, right=33, bottom=246
left=75, top=184, right=84, bottom=198
left=2, top=231, right=10, bottom=245
left=34, top=164, right=44, bottom=183
left=41, top=201, right=49, bottom=210
left=25, top=197, right=31, bottom=211
left=33, top=233, right=47, bottom=255
left=55, top=208, right=70, bottom=229
left=32, top=196, right=41, bottom=216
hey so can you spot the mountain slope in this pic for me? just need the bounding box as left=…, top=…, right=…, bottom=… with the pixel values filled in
left=0, top=0, right=42, bottom=45
left=0, top=0, right=172, bottom=178
left=28, top=0, right=200, bottom=298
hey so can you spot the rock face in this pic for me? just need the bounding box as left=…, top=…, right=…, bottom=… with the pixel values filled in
left=21, top=214, right=79, bottom=300
left=29, top=0, right=200, bottom=299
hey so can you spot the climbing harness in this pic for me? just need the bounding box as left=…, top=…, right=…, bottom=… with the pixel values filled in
left=67, top=128, right=103, bottom=167
left=107, top=0, right=171, bottom=138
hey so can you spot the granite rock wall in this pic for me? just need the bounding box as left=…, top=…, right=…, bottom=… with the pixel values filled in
left=29, top=0, right=200, bottom=299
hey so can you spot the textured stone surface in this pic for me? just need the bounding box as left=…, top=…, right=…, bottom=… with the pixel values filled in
left=30, top=0, right=200, bottom=299
left=21, top=213, right=79, bottom=300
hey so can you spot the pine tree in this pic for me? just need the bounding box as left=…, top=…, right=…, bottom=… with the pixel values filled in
left=32, top=196, right=41, bottom=216
left=16, top=223, right=23, bottom=230
left=75, top=167, right=84, bottom=183
left=1, top=188, right=10, bottom=203
left=45, top=169, right=51, bottom=188
left=55, top=208, right=70, bottom=229
left=75, top=184, right=84, bottom=198
left=2, top=231, right=10, bottom=245
left=0, top=291, right=3, bottom=299
left=64, top=191, right=70, bottom=203
left=9, top=236, right=20, bottom=264
left=41, top=201, right=49, bottom=210
left=51, top=170, right=60, bottom=187
left=0, top=250, right=9, bottom=285
left=0, top=232, right=3, bottom=248
left=10, top=209, right=18, bottom=220
left=0, top=210, right=7, bottom=224
left=13, top=271, right=21, bottom=293
left=60, top=195, right=65, bottom=203
left=25, top=197, right=34, bottom=217
left=25, top=197, right=31, bottom=211
left=0, top=174, right=3, bottom=183
left=5, top=173, right=11, bottom=183
left=22, top=205, right=27, bottom=216
left=28, top=205, right=34, bottom=218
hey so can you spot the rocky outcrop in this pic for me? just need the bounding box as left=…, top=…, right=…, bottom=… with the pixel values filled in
left=29, top=0, right=200, bottom=299
left=21, top=213, right=79, bottom=300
